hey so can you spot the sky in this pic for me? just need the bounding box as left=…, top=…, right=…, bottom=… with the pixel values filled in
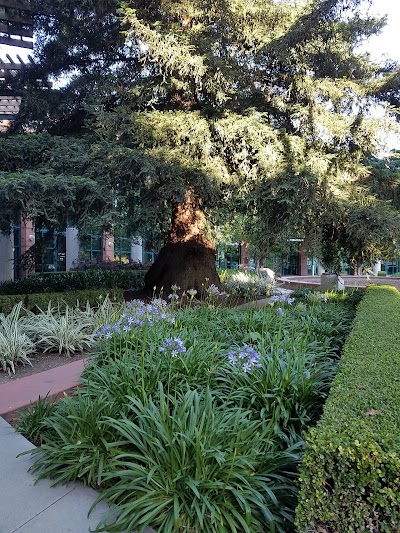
left=363, top=0, right=400, bottom=63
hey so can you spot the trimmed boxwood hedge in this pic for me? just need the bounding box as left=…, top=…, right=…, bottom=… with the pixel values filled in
left=296, top=285, right=400, bottom=532
left=0, top=288, right=124, bottom=314
left=0, top=269, right=146, bottom=295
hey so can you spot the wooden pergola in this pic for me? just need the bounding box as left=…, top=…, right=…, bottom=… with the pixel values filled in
left=0, top=0, right=33, bottom=120
left=0, top=0, right=33, bottom=49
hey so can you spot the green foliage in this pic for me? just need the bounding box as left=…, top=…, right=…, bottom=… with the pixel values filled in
left=0, top=302, right=35, bottom=373
left=378, top=270, right=387, bottom=276
left=0, top=135, right=112, bottom=234
left=3, top=0, right=399, bottom=265
left=93, top=388, right=299, bottom=533
left=220, top=269, right=275, bottom=298
left=22, top=304, right=96, bottom=356
left=15, top=395, right=57, bottom=447
left=18, top=295, right=356, bottom=531
left=296, top=285, right=400, bottom=532
left=0, top=270, right=145, bottom=295
left=0, top=289, right=124, bottom=315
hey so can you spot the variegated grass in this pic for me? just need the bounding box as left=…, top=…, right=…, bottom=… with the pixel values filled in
left=0, top=301, right=35, bottom=373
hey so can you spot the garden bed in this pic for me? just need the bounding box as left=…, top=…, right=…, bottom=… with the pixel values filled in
left=15, top=290, right=358, bottom=533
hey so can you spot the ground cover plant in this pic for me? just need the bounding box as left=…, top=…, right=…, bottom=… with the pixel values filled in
left=296, top=285, right=400, bottom=532
left=17, top=290, right=358, bottom=532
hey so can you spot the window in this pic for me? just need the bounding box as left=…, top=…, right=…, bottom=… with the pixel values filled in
left=79, top=234, right=103, bottom=265
left=35, top=230, right=67, bottom=273
left=115, top=237, right=131, bottom=264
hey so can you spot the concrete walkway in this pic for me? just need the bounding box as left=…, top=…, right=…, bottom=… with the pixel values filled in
left=0, top=416, right=155, bottom=533
left=0, top=360, right=156, bottom=533
left=280, top=275, right=400, bottom=290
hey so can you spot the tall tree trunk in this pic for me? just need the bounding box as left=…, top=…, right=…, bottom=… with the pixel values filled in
left=125, top=191, right=221, bottom=300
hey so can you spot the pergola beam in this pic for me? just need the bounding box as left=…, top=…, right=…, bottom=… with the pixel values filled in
left=0, top=35, right=33, bottom=48
left=0, top=1, right=31, bottom=10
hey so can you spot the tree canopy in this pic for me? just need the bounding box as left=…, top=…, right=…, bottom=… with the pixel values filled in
left=2, top=0, right=400, bottom=279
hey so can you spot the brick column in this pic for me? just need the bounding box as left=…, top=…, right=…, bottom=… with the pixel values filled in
left=103, top=233, right=114, bottom=262
left=239, top=241, right=250, bottom=269
left=299, top=244, right=308, bottom=276
left=20, top=219, right=35, bottom=277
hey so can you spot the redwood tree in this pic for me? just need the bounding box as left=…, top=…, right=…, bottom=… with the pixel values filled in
left=5, top=0, right=400, bottom=293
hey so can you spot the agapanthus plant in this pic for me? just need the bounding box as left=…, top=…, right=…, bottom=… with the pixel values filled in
left=227, top=344, right=262, bottom=372
left=159, top=337, right=186, bottom=357
left=96, top=298, right=174, bottom=339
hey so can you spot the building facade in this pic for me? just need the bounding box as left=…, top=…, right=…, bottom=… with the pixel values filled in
left=0, top=219, right=145, bottom=282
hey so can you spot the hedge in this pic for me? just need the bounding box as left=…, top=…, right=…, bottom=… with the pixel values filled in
left=0, top=288, right=124, bottom=314
left=296, top=285, right=400, bottom=532
left=0, top=269, right=146, bottom=295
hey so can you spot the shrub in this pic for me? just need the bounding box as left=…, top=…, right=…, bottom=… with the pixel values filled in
left=0, top=294, right=29, bottom=314
left=221, top=270, right=275, bottom=298
left=0, top=269, right=146, bottom=295
left=0, top=289, right=124, bottom=315
left=73, top=260, right=146, bottom=271
left=296, top=285, right=400, bottom=532
left=377, top=270, right=387, bottom=276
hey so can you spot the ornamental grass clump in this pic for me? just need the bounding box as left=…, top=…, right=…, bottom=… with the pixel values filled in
left=91, top=387, right=300, bottom=533
left=22, top=303, right=96, bottom=356
left=18, top=292, right=358, bottom=532
left=0, top=301, right=35, bottom=373
left=221, top=270, right=275, bottom=298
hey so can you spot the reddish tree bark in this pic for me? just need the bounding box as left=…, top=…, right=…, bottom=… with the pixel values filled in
left=124, top=191, right=221, bottom=300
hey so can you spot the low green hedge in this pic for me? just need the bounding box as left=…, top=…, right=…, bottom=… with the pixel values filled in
left=296, top=285, right=400, bottom=532
left=0, top=269, right=146, bottom=295
left=0, top=288, right=124, bottom=314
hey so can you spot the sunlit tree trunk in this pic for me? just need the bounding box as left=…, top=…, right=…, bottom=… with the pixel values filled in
left=126, top=191, right=221, bottom=300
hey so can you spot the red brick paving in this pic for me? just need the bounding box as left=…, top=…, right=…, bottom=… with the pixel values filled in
left=0, top=358, right=86, bottom=422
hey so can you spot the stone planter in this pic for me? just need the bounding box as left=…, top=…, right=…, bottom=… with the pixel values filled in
left=320, top=272, right=338, bottom=291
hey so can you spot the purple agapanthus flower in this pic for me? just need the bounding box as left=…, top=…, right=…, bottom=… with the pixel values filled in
left=270, top=294, right=295, bottom=305
left=227, top=344, right=262, bottom=372
left=168, top=293, right=179, bottom=300
left=159, top=337, right=186, bottom=357
left=206, top=284, right=229, bottom=298
left=96, top=298, right=175, bottom=339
